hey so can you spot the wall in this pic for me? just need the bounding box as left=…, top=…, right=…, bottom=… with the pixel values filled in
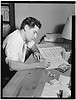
left=0, top=7, right=1, bottom=98
left=75, top=4, right=76, bottom=48
left=75, top=4, right=76, bottom=98
left=15, top=3, right=75, bottom=43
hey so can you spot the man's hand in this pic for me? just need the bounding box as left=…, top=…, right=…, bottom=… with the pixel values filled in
left=39, top=60, right=50, bottom=68
left=33, top=52, right=43, bottom=61
left=31, top=60, right=50, bottom=69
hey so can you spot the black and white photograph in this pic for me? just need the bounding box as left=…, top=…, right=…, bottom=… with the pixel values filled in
left=1, top=1, right=75, bottom=99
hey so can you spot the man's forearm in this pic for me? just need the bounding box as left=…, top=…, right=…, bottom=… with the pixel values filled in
left=8, top=60, right=38, bottom=71
left=31, top=44, right=40, bottom=53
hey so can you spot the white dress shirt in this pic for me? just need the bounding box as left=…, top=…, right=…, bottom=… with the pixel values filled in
left=3, top=30, right=35, bottom=62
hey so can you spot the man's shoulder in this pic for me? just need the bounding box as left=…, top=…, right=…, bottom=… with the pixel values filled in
left=9, top=29, right=19, bottom=36
left=3, top=30, right=19, bottom=44
left=7, top=30, right=20, bottom=40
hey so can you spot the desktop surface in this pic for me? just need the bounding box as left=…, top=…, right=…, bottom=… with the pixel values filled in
left=3, top=42, right=71, bottom=97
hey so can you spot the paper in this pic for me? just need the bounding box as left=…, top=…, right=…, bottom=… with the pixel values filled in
left=50, top=79, right=59, bottom=85
left=44, top=34, right=62, bottom=42
left=38, top=47, right=62, bottom=58
left=41, top=82, right=71, bottom=97
left=41, top=83, right=58, bottom=97
left=46, top=57, right=69, bottom=69
left=59, top=75, right=70, bottom=87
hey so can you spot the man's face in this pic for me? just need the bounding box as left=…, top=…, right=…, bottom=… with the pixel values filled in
left=25, top=25, right=39, bottom=42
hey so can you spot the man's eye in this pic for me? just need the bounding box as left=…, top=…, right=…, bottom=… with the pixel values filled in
left=34, top=31, right=38, bottom=34
left=34, top=32, right=36, bottom=34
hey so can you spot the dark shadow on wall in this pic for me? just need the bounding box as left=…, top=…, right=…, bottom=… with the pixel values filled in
left=53, top=24, right=65, bottom=34
left=39, top=24, right=65, bottom=44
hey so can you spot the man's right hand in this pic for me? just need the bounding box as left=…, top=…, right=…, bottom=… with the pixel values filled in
left=39, top=60, right=50, bottom=68
left=30, top=60, right=50, bottom=69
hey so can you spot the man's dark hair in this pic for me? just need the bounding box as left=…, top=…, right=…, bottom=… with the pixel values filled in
left=20, top=17, right=42, bottom=29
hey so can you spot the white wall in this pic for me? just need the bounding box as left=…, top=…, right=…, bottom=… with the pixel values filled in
left=15, top=3, right=75, bottom=43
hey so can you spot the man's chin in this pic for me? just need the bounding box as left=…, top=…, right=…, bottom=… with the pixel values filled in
left=28, top=40, right=31, bottom=42
left=28, top=39, right=33, bottom=42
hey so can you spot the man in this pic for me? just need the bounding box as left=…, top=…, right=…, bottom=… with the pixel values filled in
left=3, top=17, right=50, bottom=71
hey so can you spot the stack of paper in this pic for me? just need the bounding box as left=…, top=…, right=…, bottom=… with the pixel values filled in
left=41, top=82, right=71, bottom=97
left=59, top=75, right=70, bottom=87
left=41, top=75, right=71, bottom=97
left=41, top=83, right=58, bottom=97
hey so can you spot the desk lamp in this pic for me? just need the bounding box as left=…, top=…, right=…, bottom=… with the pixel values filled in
left=61, top=16, right=72, bottom=63
left=61, top=16, right=72, bottom=52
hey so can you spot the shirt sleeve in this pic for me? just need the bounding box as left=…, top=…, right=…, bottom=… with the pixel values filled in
left=5, top=39, right=20, bottom=61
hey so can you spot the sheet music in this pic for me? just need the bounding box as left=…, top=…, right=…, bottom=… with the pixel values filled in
left=38, top=47, right=69, bottom=69
left=38, top=47, right=62, bottom=58
left=46, top=57, right=69, bottom=69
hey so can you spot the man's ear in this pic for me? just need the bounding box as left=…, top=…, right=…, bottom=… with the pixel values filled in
left=24, top=25, right=29, bottom=31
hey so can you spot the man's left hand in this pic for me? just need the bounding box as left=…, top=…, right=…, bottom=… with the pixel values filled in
left=33, top=52, right=43, bottom=61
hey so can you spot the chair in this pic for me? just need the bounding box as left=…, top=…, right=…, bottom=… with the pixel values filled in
left=2, top=47, right=16, bottom=89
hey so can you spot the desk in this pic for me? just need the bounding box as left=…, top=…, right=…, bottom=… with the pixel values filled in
left=3, top=43, right=71, bottom=97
